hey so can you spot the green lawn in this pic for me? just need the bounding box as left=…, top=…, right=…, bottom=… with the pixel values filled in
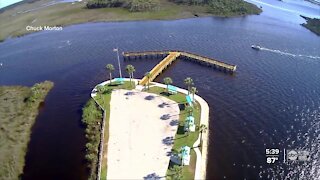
left=82, top=99, right=103, bottom=180
left=0, top=81, right=54, bottom=179
left=147, top=86, right=201, bottom=180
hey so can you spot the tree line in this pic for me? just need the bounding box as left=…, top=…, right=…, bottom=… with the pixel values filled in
left=206, top=0, right=261, bottom=16
left=82, top=99, right=103, bottom=180
left=169, top=0, right=208, bottom=5
left=87, top=0, right=261, bottom=16
left=170, top=0, right=261, bottom=16
left=87, top=0, right=160, bottom=12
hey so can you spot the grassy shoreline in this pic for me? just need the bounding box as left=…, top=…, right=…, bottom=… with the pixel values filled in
left=0, top=81, right=54, bottom=179
left=301, top=16, right=320, bottom=36
left=82, top=99, right=103, bottom=180
left=0, top=0, right=261, bottom=42
left=147, top=86, right=201, bottom=180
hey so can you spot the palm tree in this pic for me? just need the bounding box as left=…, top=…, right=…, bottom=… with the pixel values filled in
left=85, top=153, right=95, bottom=162
left=199, top=124, right=208, bottom=147
left=179, top=147, right=188, bottom=165
left=145, top=72, right=152, bottom=90
left=96, top=85, right=104, bottom=94
left=190, top=86, right=198, bottom=101
left=106, top=64, right=115, bottom=85
left=125, top=64, right=135, bottom=86
left=185, top=106, right=193, bottom=116
left=163, top=77, right=173, bottom=93
left=184, top=77, right=194, bottom=94
left=170, top=165, right=183, bottom=180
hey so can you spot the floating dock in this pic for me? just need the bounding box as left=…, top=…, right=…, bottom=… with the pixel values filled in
left=122, top=50, right=237, bottom=86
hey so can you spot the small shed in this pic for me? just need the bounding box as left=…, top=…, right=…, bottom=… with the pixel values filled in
left=114, top=78, right=125, bottom=84
left=184, top=116, right=195, bottom=132
left=180, top=146, right=191, bottom=166
left=186, top=95, right=193, bottom=106
left=168, top=85, right=177, bottom=94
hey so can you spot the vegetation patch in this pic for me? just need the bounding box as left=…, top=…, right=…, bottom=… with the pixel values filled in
left=0, top=81, right=54, bottom=179
left=147, top=86, right=201, bottom=180
left=82, top=99, right=103, bottom=180
left=207, top=0, right=262, bottom=16
left=87, top=0, right=160, bottom=12
left=301, top=16, right=320, bottom=36
left=87, top=0, right=261, bottom=15
left=0, top=0, right=262, bottom=41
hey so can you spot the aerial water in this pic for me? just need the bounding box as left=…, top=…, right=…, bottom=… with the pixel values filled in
left=260, top=106, right=320, bottom=179
left=258, top=46, right=320, bottom=60
left=0, top=0, right=319, bottom=179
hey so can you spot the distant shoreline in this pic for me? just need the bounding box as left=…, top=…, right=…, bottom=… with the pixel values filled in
left=301, top=15, right=320, bottom=36
left=305, top=0, right=320, bottom=5
left=0, top=0, right=261, bottom=42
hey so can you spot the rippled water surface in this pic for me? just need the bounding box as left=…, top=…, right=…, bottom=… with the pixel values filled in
left=0, top=2, right=319, bottom=179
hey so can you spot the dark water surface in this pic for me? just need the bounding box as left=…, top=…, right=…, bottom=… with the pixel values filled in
left=0, top=6, right=320, bottom=180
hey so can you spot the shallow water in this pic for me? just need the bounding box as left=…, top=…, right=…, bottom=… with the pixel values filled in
left=0, top=1, right=319, bottom=179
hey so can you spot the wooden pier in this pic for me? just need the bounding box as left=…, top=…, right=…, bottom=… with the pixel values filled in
left=122, top=50, right=237, bottom=86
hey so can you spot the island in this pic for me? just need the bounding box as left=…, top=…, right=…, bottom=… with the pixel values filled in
left=81, top=49, right=236, bottom=179
left=84, top=77, right=209, bottom=180
left=0, top=81, right=54, bottom=179
left=301, top=16, right=320, bottom=36
left=0, top=0, right=262, bottom=42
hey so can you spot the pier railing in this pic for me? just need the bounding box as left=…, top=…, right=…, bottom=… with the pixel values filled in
left=122, top=51, right=169, bottom=58
left=123, top=50, right=237, bottom=85
left=179, top=51, right=236, bottom=71
left=139, top=52, right=180, bottom=85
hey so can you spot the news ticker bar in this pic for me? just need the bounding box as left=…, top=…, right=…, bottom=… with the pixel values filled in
left=265, top=148, right=311, bottom=164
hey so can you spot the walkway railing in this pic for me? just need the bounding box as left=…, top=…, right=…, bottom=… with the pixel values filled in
left=91, top=85, right=107, bottom=180
left=123, top=50, right=237, bottom=74
left=139, top=52, right=180, bottom=86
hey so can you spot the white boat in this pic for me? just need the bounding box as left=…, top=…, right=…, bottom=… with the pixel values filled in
left=251, top=45, right=261, bottom=50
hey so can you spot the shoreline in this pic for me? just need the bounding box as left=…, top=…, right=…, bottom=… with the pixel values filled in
left=0, top=0, right=262, bottom=43
left=0, top=81, right=54, bottom=179
left=91, top=78, right=210, bottom=180
left=300, top=15, right=320, bottom=36
left=0, top=14, right=258, bottom=43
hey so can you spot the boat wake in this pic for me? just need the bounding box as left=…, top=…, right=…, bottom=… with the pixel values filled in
left=58, top=40, right=72, bottom=49
left=259, top=46, right=320, bottom=60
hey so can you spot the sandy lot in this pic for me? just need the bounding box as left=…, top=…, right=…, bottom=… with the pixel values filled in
left=106, top=89, right=180, bottom=179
